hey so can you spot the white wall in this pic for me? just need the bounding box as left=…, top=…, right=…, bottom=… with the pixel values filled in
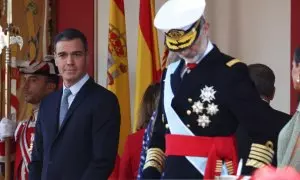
left=205, top=0, right=291, bottom=113
left=96, top=0, right=291, bottom=121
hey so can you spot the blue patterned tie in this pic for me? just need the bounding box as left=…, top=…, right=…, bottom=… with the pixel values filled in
left=59, top=88, right=72, bottom=127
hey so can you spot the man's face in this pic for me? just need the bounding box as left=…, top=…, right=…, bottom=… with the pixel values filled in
left=23, top=74, right=50, bottom=104
left=54, top=38, right=88, bottom=87
left=176, top=22, right=209, bottom=62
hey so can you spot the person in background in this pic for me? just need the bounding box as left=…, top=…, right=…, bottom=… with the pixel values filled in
left=119, top=83, right=160, bottom=180
left=236, top=63, right=291, bottom=174
left=28, top=28, right=121, bottom=180
left=0, top=56, right=59, bottom=180
left=277, top=47, right=300, bottom=172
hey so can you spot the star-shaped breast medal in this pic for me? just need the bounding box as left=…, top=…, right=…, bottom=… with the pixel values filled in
left=200, top=86, right=216, bottom=103
left=197, top=114, right=211, bottom=128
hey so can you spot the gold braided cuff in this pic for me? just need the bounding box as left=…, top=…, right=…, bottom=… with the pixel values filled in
left=145, top=154, right=165, bottom=166
left=143, top=148, right=165, bottom=173
left=246, top=141, right=274, bottom=168
left=146, top=148, right=165, bottom=162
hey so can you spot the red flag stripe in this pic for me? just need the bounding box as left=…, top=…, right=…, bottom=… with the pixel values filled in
left=113, top=0, right=125, bottom=14
left=139, top=0, right=161, bottom=82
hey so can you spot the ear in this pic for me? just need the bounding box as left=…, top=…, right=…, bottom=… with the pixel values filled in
left=203, top=22, right=210, bottom=35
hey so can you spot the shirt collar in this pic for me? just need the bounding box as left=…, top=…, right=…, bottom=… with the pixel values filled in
left=63, top=74, right=89, bottom=96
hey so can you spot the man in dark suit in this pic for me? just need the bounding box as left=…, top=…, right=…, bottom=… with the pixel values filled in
left=236, top=63, right=291, bottom=174
left=28, top=28, right=121, bottom=180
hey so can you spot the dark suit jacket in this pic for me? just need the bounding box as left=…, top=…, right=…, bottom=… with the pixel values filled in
left=236, top=101, right=291, bottom=175
left=29, top=78, right=121, bottom=180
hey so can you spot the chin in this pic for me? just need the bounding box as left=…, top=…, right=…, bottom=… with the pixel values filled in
left=64, top=75, right=77, bottom=81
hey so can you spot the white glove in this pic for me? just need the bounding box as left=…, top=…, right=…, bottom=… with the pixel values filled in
left=0, top=117, right=17, bottom=139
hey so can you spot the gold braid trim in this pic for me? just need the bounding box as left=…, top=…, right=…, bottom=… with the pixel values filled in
left=246, top=159, right=267, bottom=169
left=246, top=141, right=274, bottom=168
left=215, top=160, right=223, bottom=173
left=145, top=154, right=165, bottom=167
left=225, top=161, right=234, bottom=175
left=226, top=59, right=242, bottom=67
left=249, top=150, right=272, bottom=162
left=143, top=148, right=165, bottom=173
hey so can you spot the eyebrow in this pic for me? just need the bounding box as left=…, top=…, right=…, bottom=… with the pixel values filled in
left=56, top=50, right=84, bottom=54
left=25, top=75, right=38, bottom=80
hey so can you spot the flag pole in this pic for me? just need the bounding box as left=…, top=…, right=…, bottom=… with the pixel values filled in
left=0, top=0, right=23, bottom=178
left=4, top=0, right=12, bottom=179
left=4, top=25, right=12, bottom=180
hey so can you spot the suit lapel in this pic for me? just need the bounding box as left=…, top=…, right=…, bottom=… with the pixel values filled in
left=47, top=90, right=62, bottom=143
left=57, top=78, right=94, bottom=134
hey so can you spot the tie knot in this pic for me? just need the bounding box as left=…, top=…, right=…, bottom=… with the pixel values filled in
left=186, top=63, right=197, bottom=69
left=63, top=88, right=72, bottom=98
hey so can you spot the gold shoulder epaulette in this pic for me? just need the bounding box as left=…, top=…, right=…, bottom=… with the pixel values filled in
left=226, top=59, right=241, bottom=67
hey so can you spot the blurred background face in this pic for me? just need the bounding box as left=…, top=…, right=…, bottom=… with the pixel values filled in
left=23, top=74, right=49, bottom=105
left=54, top=38, right=88, bottom=87
left=292, top=61, right=300, bottom=91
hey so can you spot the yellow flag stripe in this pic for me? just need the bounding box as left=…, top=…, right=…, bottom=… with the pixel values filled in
left=107, top=0, right=131, bottom=155
left=133, top=28, right=154, bottom=132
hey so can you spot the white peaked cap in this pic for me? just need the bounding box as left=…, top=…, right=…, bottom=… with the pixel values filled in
left=154, top=0, right=206, bottom=32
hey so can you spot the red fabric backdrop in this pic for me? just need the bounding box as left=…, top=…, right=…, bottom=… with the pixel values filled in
left=56, top=0, right=95, bottom=77
left=290, top=0, right=300, bottom=114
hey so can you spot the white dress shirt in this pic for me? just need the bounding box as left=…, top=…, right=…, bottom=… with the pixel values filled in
left=62, top=74, right=89, bottom=108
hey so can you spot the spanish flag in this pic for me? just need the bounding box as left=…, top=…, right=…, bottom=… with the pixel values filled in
left=134, top=0, right=162, bottom=131
left=107, top=0, right=131, bottom=155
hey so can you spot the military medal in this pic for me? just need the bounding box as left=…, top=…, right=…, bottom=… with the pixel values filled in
left=187, top=86, right=219, bottom=128
left=197, top=114, right=211, bottom=128
left=192, top=100, right=204, bottom=114
left=200, top=86, right=216, bottom=102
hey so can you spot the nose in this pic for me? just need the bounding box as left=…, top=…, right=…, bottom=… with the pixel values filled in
left=66, top=54, right=75, bottom=65
left=23, top=79, right=29, bottom=90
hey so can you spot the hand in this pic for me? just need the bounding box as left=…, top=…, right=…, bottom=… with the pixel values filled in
left=0, top=116, right=17, bottom=139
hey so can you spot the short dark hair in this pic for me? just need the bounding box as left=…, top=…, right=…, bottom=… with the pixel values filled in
left=248, top=63, right=275, bottom=99
left=53, top=28, right=88, bottom=52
